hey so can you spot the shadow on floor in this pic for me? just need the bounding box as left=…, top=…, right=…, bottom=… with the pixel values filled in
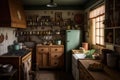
left=34, top=70, right=74, bottom=80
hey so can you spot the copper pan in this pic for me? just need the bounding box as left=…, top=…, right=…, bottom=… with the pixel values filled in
left=0, top=33, right=4, bottom=43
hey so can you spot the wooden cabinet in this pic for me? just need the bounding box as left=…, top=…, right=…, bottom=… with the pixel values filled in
left=36, top=45, right=49, bottom=68
left=79, top=62, right=94, bottom=80
left=22, top=52, right=32, bottom=80
left=0, top=52, right=32, bottom=80
left=0, top=0, right=26, bottom=28
left=36, top=45, right=64, bottom=68
left=78, top=59, right=112, bottom=80
left=105, top=0, right=120, bottom=47
left=49, top=45, right=64, bottom=67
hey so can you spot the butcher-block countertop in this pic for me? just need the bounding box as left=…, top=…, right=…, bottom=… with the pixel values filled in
left=78, top=59, right=120, bottom=80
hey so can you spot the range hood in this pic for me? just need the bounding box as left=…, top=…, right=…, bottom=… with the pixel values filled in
left=0, top=0, right=26, bottom=28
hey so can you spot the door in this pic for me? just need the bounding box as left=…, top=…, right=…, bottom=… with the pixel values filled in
left=65, top=30, right=81, bottom=73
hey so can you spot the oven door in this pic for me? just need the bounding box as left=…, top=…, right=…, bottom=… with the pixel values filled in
left=22, top=57, right=31, bottom=80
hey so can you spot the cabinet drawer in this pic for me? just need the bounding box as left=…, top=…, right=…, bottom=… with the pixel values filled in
left=37, top=47, right=49, bottom=53
left=50, top=59, right=59, bottom=66
left=50, top=53, right=63, bottom=59
left=50, top=47, right=63, bottom=52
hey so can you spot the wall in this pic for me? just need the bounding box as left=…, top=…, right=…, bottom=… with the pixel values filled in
left=0, top=28, right=17, bottom=55
left=25, top=10, right=83, bottom=20
left=17, top=10, right=84, bottom=45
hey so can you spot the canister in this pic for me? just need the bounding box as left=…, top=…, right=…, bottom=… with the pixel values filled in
left=82, top=42, right=88, bottom=50
left=56, top=40, right=61, bottom=45
left=107, top=54, right=117, bottom=68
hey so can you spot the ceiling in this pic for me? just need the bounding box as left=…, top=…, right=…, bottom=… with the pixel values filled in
left=22, top=0, right=87, bottom=6
left=22, top=0, right=98, bottom=10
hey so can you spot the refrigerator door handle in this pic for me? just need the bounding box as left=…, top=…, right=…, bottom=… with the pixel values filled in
left=67, top=31, right=71, bottom=32
left=67, top=41, right=69, bottom=42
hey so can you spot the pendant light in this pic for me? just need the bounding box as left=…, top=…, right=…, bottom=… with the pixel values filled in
left=46, top=0, right=57, bottom=7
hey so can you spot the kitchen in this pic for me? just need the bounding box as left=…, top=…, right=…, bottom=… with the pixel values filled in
left=0, top=0, right=120, bottom=80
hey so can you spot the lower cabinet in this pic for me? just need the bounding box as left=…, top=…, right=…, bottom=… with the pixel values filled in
left=36, top=45, right=64, bottom=68
left=78, top=60, right=112, bottom=80
left=36, top=45, right=49, bottom=68
left=0, top=52, right=32, bottom=80
left=22, top=52, right=32, bottom=80
left=79, top=63, right=94, bottom=80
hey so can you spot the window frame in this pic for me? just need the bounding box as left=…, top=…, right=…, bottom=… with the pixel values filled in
left=89, top=5, right=105, bottom=46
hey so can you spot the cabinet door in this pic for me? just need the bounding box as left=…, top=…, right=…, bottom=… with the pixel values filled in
left=36, top=52, right=43, bottom=67
left=42, top=53, right=49, bottom=66
left=36, top=46, right=49, bottom=68
left=36, top=52, right=49, bottom=67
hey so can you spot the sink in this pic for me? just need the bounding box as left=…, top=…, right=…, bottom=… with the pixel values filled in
left=74, top=53, right=86, bottom=59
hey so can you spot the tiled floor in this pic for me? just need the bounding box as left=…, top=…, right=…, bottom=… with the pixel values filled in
left=34, top=70, right=74, bottom=80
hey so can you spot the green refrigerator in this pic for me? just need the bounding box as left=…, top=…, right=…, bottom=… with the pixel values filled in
left=65, top=30, right=82, bottom=73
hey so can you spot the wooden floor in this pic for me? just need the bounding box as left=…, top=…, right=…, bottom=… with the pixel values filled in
left=31, top=70, right=74, bottom=80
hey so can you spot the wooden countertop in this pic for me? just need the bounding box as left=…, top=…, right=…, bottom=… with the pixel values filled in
left=79, top=59, right=120, bottom=80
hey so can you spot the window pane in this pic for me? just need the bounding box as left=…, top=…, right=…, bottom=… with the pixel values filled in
left=96, top=22, right=99, bottom=28
left=100, top=37, right=104, bottom=45
left=100, top=15, right=104, bottom=21
left=96, top=37, right=99, bottom=44
left=89, top=5, right=105, bottom=18
left=100, top=29, right=104, bottom=36
left=96, top=29, right=99, bottom=35
left=100, top=21, right=104, bottom=28
left=96, top=17, right=99, bottom=22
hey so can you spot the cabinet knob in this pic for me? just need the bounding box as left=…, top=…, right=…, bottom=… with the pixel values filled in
left=54, top=62, right=57, bottom=65
left=54, top=55, right=57, bottom=57
left=41, top=49, right=44, bottom=51
left=55, top=49, right=57, bottom=51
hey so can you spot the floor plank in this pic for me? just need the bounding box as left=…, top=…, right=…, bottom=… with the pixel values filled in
left=34, top=70, right=74, bottom=80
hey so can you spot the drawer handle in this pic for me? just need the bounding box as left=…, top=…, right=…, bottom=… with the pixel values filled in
left=54, top=55, right=57, bottom=57
left=55, top=49, right=57, bottom=51
left=41, top=49, right=44, bottom=51
left=54, top=62, right=57, bottom=65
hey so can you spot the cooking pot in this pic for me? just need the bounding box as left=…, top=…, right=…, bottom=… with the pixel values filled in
left=14, top=44, right=20, bottom=50
left=101, top=49, right=114, bottom=64
left=107, top=54, right=117, bottom=68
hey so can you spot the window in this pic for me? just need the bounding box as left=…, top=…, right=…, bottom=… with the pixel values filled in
left=89, top=5, right=105, bottom=46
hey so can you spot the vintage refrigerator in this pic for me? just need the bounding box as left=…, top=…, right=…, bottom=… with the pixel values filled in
left=65, top=30, right=82, bottom=73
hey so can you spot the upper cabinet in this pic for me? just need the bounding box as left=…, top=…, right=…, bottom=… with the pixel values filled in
left=105, top=0, right=120, bottom=46
left=105, top=0, right=120, bottom=27
left=0, top=0, right=26, bottom=28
